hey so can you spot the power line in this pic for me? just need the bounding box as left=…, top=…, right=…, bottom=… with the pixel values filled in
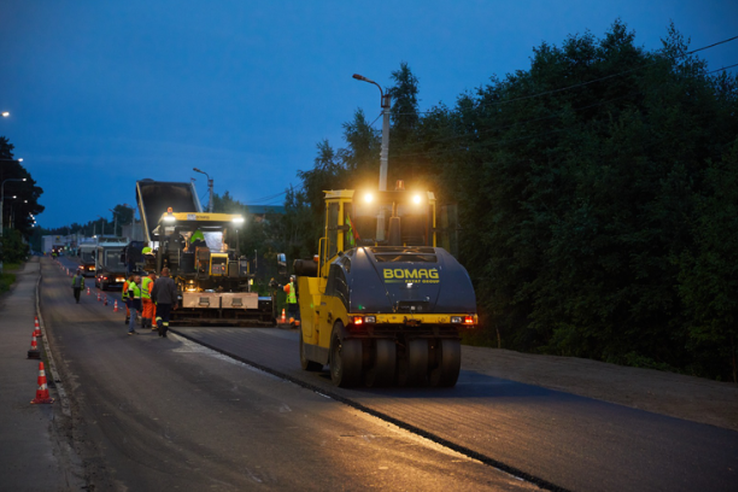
left=246, top=190, right=288, bottom=205
left=708, top=62, right=738, bottom=75
left=689, top=35, right=738, bottom=54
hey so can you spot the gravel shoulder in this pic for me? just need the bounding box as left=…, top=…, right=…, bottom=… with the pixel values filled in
left=462, top=346, right=738, bottom=432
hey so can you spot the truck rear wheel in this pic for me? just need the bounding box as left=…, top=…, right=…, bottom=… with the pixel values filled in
left=429, top=339, right=461, bottom=387
left=364, top=339, right=396, bottom=387
left=300, top=330, right=323, bottom=372
left=397, top=339, right=428, bottom=387
left=330, top=321, right=362, bottom=387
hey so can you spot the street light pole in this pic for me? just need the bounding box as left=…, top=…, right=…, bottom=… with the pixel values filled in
left=0, top=177, right=27, bottom=274
left=193, top=168, right=214, bottom=212
left=353, top=73, right=391, bottom=191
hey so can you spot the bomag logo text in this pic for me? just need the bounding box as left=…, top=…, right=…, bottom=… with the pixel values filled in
left=383, top=268, right=439, bottom=283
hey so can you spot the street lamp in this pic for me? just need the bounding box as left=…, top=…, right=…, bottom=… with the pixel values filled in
left=193, top=167, right=214, bottom=213
left=353, top=73, right=391, bottom=192
left=0, top=177, right=27, bottom=274
left=1, top=112, right=9, bottom=118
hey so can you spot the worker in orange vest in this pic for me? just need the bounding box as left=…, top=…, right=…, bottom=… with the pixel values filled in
left=141, top=271, right=157, bottom=329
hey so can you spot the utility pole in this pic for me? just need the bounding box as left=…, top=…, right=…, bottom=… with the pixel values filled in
left=353, top=73, right=391, bottom=191
left=193, top=168, right=214, bottom=212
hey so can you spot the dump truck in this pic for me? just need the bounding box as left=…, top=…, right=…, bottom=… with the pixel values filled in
left=296, top=183, right=478, bottom=388
left=134, top=179, right=274, bottom=325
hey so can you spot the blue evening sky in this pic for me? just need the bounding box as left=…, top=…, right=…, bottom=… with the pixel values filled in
left=1, top=0, right=736, bottom=229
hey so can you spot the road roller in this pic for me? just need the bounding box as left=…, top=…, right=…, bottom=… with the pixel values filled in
left=295, top=183, right=478, bottom=388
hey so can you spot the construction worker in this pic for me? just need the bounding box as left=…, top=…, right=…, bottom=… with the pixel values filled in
left=284, top=275, right=299, bottom=326
left=122, top=275, right=134, bottom=324
left=127, top=275, right=142, bottom=336
left=71, top=270, right=85, bottom=304
left=152, top=267, right=177, bottom=338
left=190, top=229, right=206, bottom=249
left=141, top=271, right=157, bottom=329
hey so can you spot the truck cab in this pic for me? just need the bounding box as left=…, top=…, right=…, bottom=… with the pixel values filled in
left=94, top=238, right=129, bottom=290
left=77, top=243, right=97, bottom=277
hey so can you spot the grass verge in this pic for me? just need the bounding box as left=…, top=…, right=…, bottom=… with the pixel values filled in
left=0, top=262, right=21, bottom=294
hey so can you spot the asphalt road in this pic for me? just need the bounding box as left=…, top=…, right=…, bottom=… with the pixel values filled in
left=47, top=257, right=537, bottom=491
left=49, top=257, right=738, bottom=491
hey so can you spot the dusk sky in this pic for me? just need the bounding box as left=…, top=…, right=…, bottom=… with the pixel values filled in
left=1, top=1, right=736, bottom=229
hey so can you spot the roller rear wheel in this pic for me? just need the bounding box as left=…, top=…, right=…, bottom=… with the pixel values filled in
left=364, top=339, right=396, bottom=387
left=329, top=321, right=362, bottom=387
left=397, top=339, right=428, bottom=386
left=429, top=339, right=461, bottom=387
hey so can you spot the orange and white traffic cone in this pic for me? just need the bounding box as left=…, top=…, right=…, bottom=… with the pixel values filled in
left=87, top=287, right=91, bottom=295
left=27, top=333, right=40, bottom=359
left=97, top=291, right=101, bottom=302
left=103, top=295, right=108, bottom=306
left=280, top=309, right=286, bottom=324
left=113, top=300, right=119, bottom=312
left=34, top=316, right=42, bottom=338
left=30, top=362, right=55, bottom=405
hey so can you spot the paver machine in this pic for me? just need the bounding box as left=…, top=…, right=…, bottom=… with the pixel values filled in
left=296, top=182, right=477, bottom=387
left=136, top=179, right=274, bottom=325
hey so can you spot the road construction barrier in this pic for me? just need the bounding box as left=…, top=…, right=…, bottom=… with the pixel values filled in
left=33, top=316, right=42, bottom=338
left=30, top=362, right=55, bottom=405
left=27, top=333, right=40, bottom=359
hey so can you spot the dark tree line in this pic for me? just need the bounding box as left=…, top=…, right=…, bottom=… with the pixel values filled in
left=283, top=21, right=738, bottom=382
left=0, top=137, right=44, bottom=263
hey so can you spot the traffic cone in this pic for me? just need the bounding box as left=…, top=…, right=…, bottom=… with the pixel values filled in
left=114, top=300, right=119, bottom=312
left=27, top=333, right=40, bottom=359
left=280, top=309, right=286, bottom=324
left=87, top=287, right=90, bottom=295
left=30, top=362, right=55, bottom=405
left=34, top=316, right=42, bottom=338
left=104, top=295, right=108, bottom=306
left=97, top=291, right=101, bottom=302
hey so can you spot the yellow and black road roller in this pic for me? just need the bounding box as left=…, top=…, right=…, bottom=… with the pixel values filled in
left=296, top=183, right=478, bottom=388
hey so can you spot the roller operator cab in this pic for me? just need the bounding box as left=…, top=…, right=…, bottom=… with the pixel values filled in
left=297, top=186, right=478, bottom=388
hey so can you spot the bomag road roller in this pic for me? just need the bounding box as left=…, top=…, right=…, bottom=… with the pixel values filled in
left=296, top=182, right=478, bottom=388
